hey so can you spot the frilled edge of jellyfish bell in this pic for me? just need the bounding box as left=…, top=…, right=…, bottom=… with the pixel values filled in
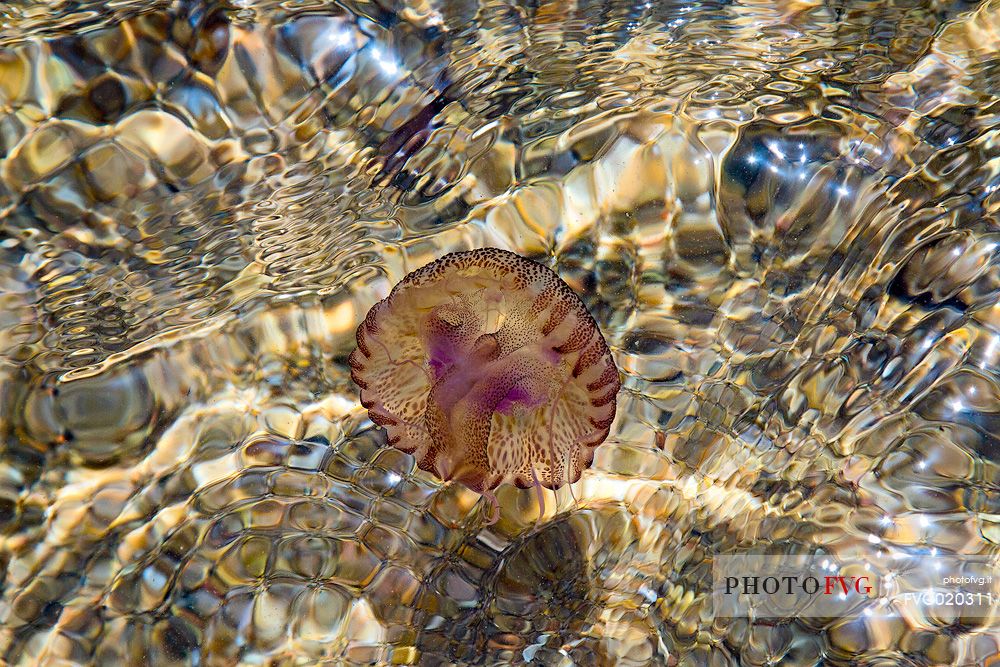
left=348, top=299, right=420, bottom=453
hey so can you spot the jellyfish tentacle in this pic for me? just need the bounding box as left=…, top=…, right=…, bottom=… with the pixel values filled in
left=564, top=441, right=579, bottom=508
left=530, top=464, right=545, bottom=527
left=480, top=488, right=501, bottom=526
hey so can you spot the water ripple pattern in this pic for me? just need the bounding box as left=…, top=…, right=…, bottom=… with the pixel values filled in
left=0, top=0, right=999, bottom=665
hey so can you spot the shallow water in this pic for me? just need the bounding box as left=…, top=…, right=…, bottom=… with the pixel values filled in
left=0, top=0, right=999, bottom=664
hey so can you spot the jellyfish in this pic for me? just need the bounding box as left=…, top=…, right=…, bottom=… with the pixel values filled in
left=349, top=248, right=620, bottom=523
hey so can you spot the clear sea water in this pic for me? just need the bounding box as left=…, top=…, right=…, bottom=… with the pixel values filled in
left=0, top=0, right=998, bottom=664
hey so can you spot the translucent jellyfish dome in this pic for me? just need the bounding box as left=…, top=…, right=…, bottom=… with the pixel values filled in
left=349, top=248, right=620, bottom=511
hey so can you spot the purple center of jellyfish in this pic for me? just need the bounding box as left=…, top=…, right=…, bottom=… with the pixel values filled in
left=494, top=383, right=538, bottom=415
left=494, top=380, right=548, bottom=415
left=427, top=346, right=455, bottom=380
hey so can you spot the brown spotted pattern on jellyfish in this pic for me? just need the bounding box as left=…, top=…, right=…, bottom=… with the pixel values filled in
left=349, top=248, right=621, bottom=522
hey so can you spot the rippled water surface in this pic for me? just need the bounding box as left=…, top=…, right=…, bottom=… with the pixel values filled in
left=1, top=0, right=999, bottom=664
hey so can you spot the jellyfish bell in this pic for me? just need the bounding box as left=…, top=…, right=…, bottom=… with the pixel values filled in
left=349, top=248, right=620, bottom=524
